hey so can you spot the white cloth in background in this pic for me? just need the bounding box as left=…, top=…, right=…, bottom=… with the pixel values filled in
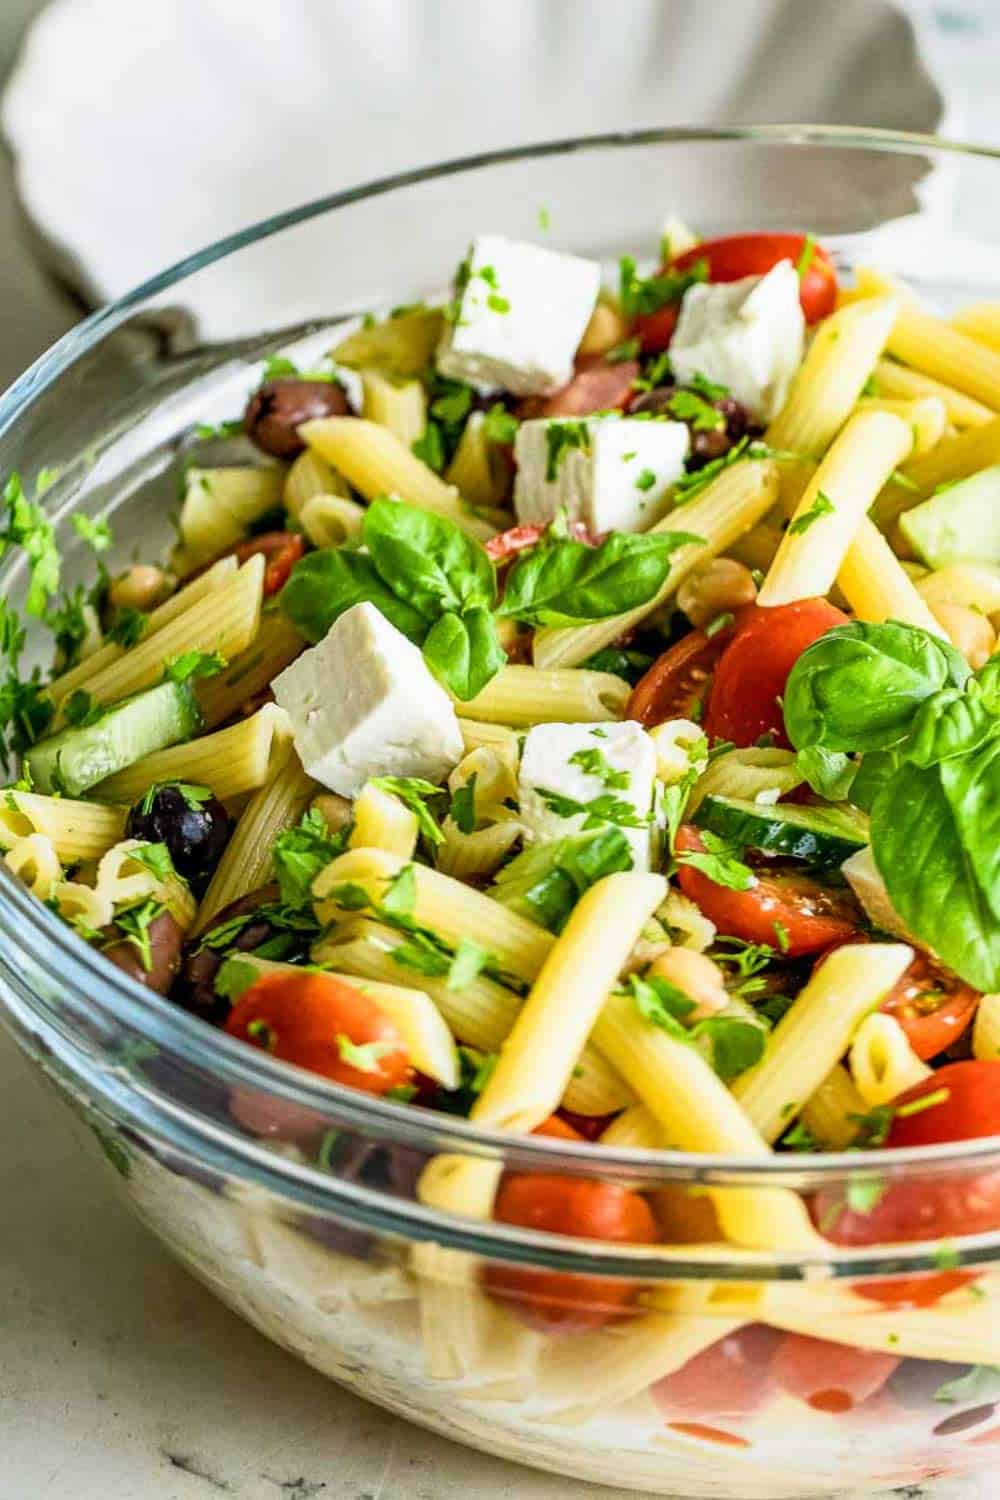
left=3, top=0, right=942, bottom=304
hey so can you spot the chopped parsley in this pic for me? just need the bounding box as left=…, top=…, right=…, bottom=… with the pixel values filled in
left=446, top=936, right=493, bottom=990
left=482, top=403, right=519, bottom=446
left=534, top=785, right=648, bottom=830
left=163, top=649, right=227, bottom=684
left=845, top=1175, right=887, bottom=1215
left=795, top=234, right=817, bottom=280
left=336, top=1035, right=397, bottom=1074
left=667, top=389, right=725, bottom=432
left=0, top=473, right=61, bottom=617
left=788, top=489, right=836, bottom=536
left=545, top=421, right=591, bottom=481
left=411, top=423, right=446, bottom=472
left=606, top=337, right=641, bottom=364
left=860, top=373, right=880, bottom=398
left=618, top=255, right=708, bottom=321
left=675, top=829, right=755, bottom=890
left=213, top=956, right=261, bottom=1002
left=370, top=776, right=447, bottom=848
left=110, top=897, right=165, bottom=972
left=567, top=746, right=629, bottom=789
left=194, top=419, right=245, bottom=441
left=449, top=774, right=478, bottom=835
left=635, top=468, right=657, bottom=492
left=628, top=973, right=766, bottom=1080
left=71, top=514, right=113, bottom=553
left=140, top=780, right=214, bottom=816
left=704, top=610, right=734, bottom=639
left=106, top=608, right=149, bottom=649
left=272, top=808, right=352, bottom=909
left=128, top=841, right=175, bottom=883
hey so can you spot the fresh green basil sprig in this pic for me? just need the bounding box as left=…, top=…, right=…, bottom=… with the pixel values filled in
left=783, top=620, right=1000, bottom=990
left=281, top=496, right=699, bottom=700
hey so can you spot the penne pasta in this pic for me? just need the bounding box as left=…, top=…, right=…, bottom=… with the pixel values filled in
left=193, top=753, right=317, bottom=935
left=4, top=833, right=62, bottom=901
left=299, top=416, right=495, bottom=540
left=533, top=458, right=781, bottom=669
left=457, top=718, right=521, bottom=760
left=444, top=412, right=511, bottom=510
left=972, top=992, right=1000, bottom=1061
left=0, top=790, right=126, bottom=863
left=849, top=1011, right=932, bottom=1108
left=95, top=703, right=293, bottom=805
left=951, top=301, right=1000, bottom=353
left=873, top=357, right=996, bottom=428
left=173, top=466, right=285, bottom=574
left=873, top=415, right=1000, bottom=530
left=836, top=511, right=947, bottom=635
left=195, top=609, right=303, bottom=730
left=759, top=410, right=913, bottom=607
left=917, top=562, right=1000, bottom=614
left=360, top=369, right=427, bottom=447
left=456, top=665, right=629, bottom=725
left=854, top=395, right=946, bottom=455
left=349, top=783, right=419, bottom=859
left=96, top=837, right=197, bottom=929
left=298, top=494, right=367, bottom=549
left=282, top=447, right=350, bottom=519
left=331, top=305, right=445, bottom=378
left=799, top=1064, right=866, bottom=1151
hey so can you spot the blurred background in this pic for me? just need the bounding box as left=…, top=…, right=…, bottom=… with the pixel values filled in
left=1, top=0, right=999, bottom=393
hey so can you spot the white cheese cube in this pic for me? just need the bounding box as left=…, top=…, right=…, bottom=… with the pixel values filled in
left=669, top=260, right=805, bottom=423
left=436, top=234, right=600, bottom=396
left=513, top=415, right=689, bottom=534
left=518, top=720, right=657, bottom=870
left=272, top=601, right=463, bottom=798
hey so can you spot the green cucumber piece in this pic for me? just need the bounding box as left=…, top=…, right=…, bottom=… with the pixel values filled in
left=899, top=465, right=1000, bottom=569
left=26, top=681, right=201, bottom=796
left=693, top=795, right=868, bottom=867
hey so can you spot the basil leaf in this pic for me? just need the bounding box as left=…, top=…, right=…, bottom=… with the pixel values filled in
left=693, top=1014, right=767, bottom=1081
left=497, top=530, right=702, bottom=627
left=871, top=756, right=1000, bottom=990
left=422, top=606, right=505, bottom=701
left=784, top=621, right=970, bottom=753
left=975, top=656, right=1000, bottom=713
left=849, top=750, right=899, bottom=813
left=903, top=684, right=997, bottom=767
left=491, top=826, right=632, bottom=933
left=363, top=495, right=495, bottom=617
left=281, top=549, right=429, bottom=644
left=795, top=746, right=856, bottom=802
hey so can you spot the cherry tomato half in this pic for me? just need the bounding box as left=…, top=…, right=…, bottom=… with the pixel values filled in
left=484, top=1168, right=658, bottom=1334
left=815, top=942, right=980, bottom=1064
left=626, top=615, right=747, bottom=727
left=703, top=598, right=849, bottom=747
left=674, top=825, right=859, bottom=957
left=673, top=233, right=838, bottom=324
left=520, top=357, right=639, bottom=419
left=225, top=971, right=412, bottom=1096
left=814, top=1063, right=1000, bottom=1304
left=651, top=1324, right=782, bottom=1424
left=232, top=531, right=305, bottom=596
left=770, top=1333, right=899, bottom=1414
left=634, top=303, right=681, bottom=356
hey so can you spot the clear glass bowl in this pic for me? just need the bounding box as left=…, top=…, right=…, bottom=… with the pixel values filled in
left=2, top=126, right=1000, bottom=1499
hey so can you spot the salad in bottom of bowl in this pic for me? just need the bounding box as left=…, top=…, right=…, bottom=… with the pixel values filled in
left=2, top=216, right=1000, bottom=1494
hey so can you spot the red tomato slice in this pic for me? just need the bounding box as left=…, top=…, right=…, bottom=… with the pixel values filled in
left=626, top=617, right=747, bottom=727
left=484, top=1172, right=657, bottom=1334
left=673, top=233, right=837, bottom=324
left=815, top=942, right=980, bottom=1063
left=651, top=1324, right=782, bottom=1423
left=770, top=1333, right=899, bottom=1413
left=703, top=598, right=849, bottom=747
left=225, top=971, right=412, bottom=1097
left=521, top=358, right=639, bottom=419
left=232, top=531, right=305, bottom=596
left=674, top=825, right=859, bottom=956
left=634, top=303, right=680, bottom=356
left=814, top=1063, right=1000, bottom=1304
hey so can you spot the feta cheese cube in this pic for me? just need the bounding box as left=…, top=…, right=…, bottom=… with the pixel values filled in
left=272, top=601, right=463, bottom=798
left=514, top=415, right=689, bottom=534
left=436, top=234, right=600, bottom=396
left=669, top=260, right=805, bottom=423
left=518, top=720, right=657, bottom=870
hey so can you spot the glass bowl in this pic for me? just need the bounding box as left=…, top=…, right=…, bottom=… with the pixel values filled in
left=2, top=126, right=1000, bottom=1500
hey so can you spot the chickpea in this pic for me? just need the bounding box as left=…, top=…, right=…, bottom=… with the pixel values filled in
left=577, top=299, right=630, bottom=358
left=311, top=792, right=352, bottom=834
left=928, top=601, right=996, bottom=669
left=676, top=557, right=757, bottom=631
left=645, top=947, right=729, bottom=1022
left=108, top=564, right=175, bottom=614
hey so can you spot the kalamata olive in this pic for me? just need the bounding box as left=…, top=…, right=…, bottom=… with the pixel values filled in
left=629, top=384, right=760, bottom=469
left=126, top=782, right=232, bottom=894
left=244, top=379, right=351, bottom=458
left=179, top=883, right=295, bottom=1025
left=103, top=909, right=184, bottom=994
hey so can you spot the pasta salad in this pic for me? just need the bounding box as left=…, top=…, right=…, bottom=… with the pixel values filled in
left=2, top=222, right=1000, bottom=1440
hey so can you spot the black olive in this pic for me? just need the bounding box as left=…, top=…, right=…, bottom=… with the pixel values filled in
left=244, top=378, right=351, bottom=459
left=630, top=383, right=761, bottom=469
left=175, top=883, right=310, bottom=1025
left=127, top=782, right=232, bottom=894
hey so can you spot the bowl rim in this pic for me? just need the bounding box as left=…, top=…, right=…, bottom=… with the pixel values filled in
left=3, top=121, right=1000, bottom=1209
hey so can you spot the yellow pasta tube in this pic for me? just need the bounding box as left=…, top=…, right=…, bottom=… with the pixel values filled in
left=444, top=412, right=511, bottom=509
left=758, top=410, right=913, bottom=607
left=195, top=609, right=303, bottom=730
left=973, top=993, right=1000, bottom=1061
left=173, top=466, right=285, bottom=573
left=765, top=296, right=899, bottom=457
left=686, top=748, right=801, bottom=818
left=836, top=513, right=946, bottom=636
left=856, top=266, right=1000, bottom=410
left=96, top=838, right=197, bottom=929
left=456, top=664, right=629, bottom=725
left=0, top=790, right=126, bottom=863
left=849, top=1012, right=932, bottom=1107
left=874, top=358, right=995, bottom=428
left=457, top=719, right=521, bottom=759
left=349, top=784, right=419, bottom=859
left=96, top=703, right=293, bottom=805
left=799, top=1064, right=866, bottom=1150
left=360, top=369, right=427, bottom=447
left=918, top=563, right=1000, bottom=614
left=534, top=458, right=781, bottom=669
left=590, top=990, right=821, bottom=1250
left=855, top=395, right=946, bottom=455
left=53, top=881, right=114, bottom=933
left=193, top=754, right=317, bottom=936
left=65, top=555, right=264, bottom=714
left=874, top=417, right=1000, bottom=533
left=325, top=970, right=459, bottom=1088
left=4, top=833, right=62, bottom=900
left=299, top=417, right=495, bottom=541
left=332, top=306, right=444, bottom=378
left=299, top=494, right=366, bottom=548
left=732, top=943, right=914, bottom=1143
left=48, top=557, right=238, bottom=706
left=283, top=447, right=350, bottom=519
left=599, top=1102, right=662, bottom=1149
left=313, top=847, right=554, bottom=986
left=436, top=820, right=523, bottom=880
left=952, top=302, right=1000, bottom=351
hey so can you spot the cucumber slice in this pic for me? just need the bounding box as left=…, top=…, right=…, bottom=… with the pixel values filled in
left=693, top=795, right=868, bottom=867
left=26, top=681, right=201, bottom=796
